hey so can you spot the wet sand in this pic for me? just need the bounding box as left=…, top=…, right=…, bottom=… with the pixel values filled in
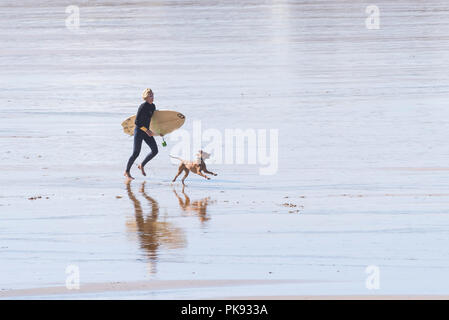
left=0, top=279, right=313, bottom=299
left=2, top=0, right=449, bottom=299
left=3, top=280, right=449, bottom=300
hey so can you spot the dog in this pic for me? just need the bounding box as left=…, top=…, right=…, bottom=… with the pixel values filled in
left=170, top=150, right=217, bottom=185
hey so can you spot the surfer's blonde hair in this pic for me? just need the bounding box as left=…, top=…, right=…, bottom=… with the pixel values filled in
left=142, top=88, right=153, bottom=100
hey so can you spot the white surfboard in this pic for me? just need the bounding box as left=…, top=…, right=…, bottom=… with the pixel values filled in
left=121, top=110, right=185, bottom=136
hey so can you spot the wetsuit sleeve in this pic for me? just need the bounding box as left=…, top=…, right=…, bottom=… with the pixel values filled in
left=144, top=104, right=156, bottom=133
left=135, top=104, right=149, bottom=131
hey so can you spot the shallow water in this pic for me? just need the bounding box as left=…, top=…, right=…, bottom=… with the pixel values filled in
left=1, top=0, right=449, bottom=298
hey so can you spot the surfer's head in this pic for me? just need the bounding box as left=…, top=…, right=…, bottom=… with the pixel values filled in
left=142, top=88, right=154, bottom=103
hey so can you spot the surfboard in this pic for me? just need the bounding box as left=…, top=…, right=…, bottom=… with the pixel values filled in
left=121, top=110, right=185, bottom=136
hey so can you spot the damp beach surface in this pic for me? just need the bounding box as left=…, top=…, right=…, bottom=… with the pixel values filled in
left=2, top=0, right=449, bottom=299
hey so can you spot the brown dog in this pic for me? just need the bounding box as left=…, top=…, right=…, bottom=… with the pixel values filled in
left=170, top=150, right=217, bottom=185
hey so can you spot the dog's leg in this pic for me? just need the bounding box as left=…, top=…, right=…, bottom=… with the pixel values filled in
left=202, top=163, right=217, bottom=176
left=172, top=165, right=184, bottom=182
left=203, top=168, right=217, bottom=176
left=181, top=169, right=190, bottom=185
left=197, top=171, right=210, bottom=180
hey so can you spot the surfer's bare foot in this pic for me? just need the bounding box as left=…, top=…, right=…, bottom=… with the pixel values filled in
left=138, top=164, right=146, bottom=176
left=124, top=172, right=134, bottom=180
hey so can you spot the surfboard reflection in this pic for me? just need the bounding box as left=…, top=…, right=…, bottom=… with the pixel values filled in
left=172, top=186, right=215, bottom=224
left=125, top=181, right=186, bottom=274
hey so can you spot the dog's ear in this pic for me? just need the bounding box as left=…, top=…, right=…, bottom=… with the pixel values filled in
left=201, top=151, right=210, bottom=159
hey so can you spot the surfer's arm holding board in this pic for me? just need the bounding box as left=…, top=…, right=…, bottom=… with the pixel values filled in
left=135, top=95, right=156, bottom=137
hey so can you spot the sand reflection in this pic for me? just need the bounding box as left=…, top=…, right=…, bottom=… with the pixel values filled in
left=126, top=181, right=186, bottom=274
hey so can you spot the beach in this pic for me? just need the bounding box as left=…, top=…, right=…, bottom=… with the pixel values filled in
left=1, top=0, right=449, bottom=299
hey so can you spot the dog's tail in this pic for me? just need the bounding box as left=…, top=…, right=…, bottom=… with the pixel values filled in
left=170, top=155, right=183, bottom=161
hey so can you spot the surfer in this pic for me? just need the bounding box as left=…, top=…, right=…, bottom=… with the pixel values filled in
left=124, top=88, right=159, bottom=180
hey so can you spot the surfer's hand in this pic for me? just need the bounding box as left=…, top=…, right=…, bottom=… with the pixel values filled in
left=146, top=130, right=154, bottom=137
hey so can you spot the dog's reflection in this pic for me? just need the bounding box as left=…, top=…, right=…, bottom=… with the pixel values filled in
left=126, top=181, right=186, bottom=274
left=172, top=186, right=215, bottom=223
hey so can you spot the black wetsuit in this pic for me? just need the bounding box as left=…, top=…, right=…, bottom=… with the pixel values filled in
left=125, top=102, right=158, bottom=172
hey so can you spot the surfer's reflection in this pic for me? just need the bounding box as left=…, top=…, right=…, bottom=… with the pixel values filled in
left=172, top=186, right=215, bottom=224
left=126, top=181, right=186, bottom=274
